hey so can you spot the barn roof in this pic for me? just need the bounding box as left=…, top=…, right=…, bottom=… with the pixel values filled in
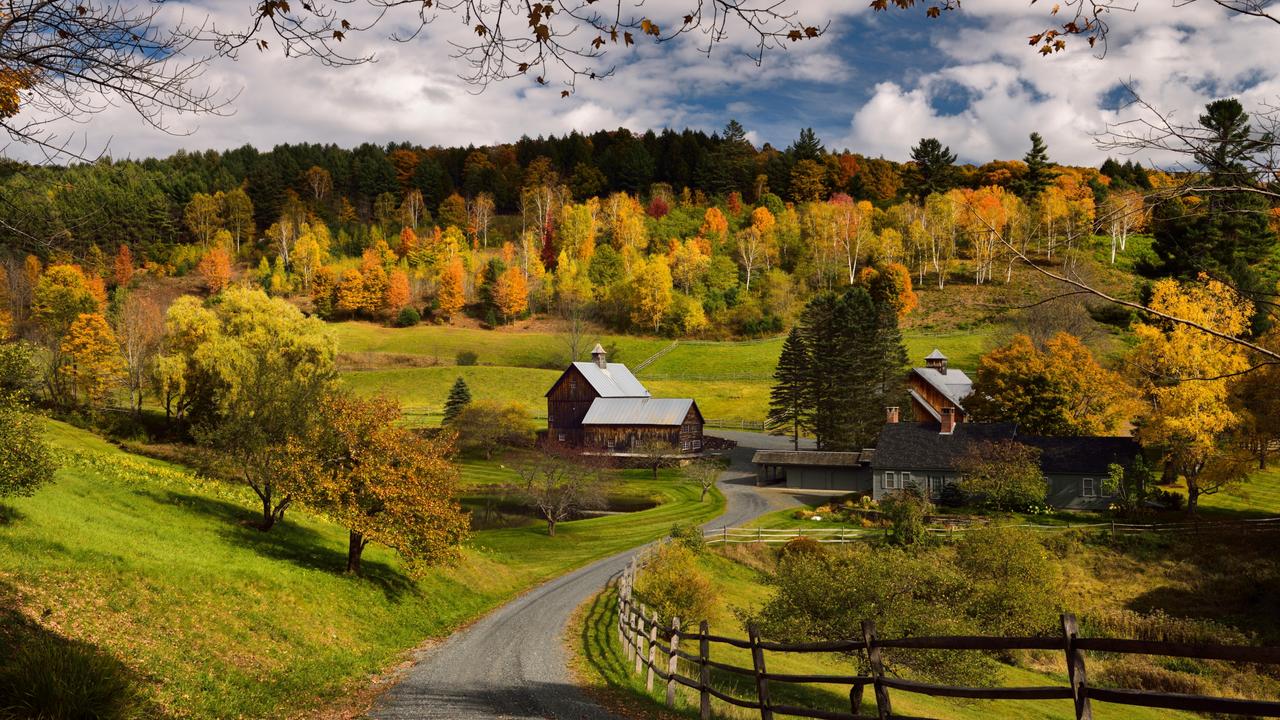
left=911, top=367, right=974, bottom=408
left=581, top=398, right=696, bottom=426
left=562, top=362, right=650, bottom=398
left=751, top=450, right=873, bottom=467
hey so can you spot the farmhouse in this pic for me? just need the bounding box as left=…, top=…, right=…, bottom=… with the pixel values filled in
left=871, top=417, right=1141, bottom=510
left=545, top=344, right=705, bottom=454
left=751, top=350, right=1141, bottom=508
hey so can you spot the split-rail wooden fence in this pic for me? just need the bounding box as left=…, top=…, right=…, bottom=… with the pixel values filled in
left=614, top=556, right=1280, bottom=720
left=703, top=516, right=1280, bottom=545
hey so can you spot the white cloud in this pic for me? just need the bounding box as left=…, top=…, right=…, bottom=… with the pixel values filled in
left=839, top=3, right=1280, bottom=165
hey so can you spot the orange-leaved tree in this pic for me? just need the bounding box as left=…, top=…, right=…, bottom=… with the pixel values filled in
left=197, top=247, right=232, bottom=293
left=60, top=312, right=126, bottom=409
left=437, top=257, right=467, bottom=320
left=493, top=265, right=529, bottom=324
left=293, top=391, right=470, bottom=575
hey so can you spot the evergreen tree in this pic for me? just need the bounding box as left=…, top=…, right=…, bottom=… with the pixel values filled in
left=1149, top=99, right=1274, bottom=331
left=1014, top=132, right=1054, bottom=199
left=906, top=138, right=958, bottom=199
left=767, top=326, right=811, bottom=450
left=443, top=377, right=472, bottom=424
left=788, top=128, right=825, bottom=162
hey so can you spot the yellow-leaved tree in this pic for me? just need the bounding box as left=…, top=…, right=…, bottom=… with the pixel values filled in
left=291, top=391, right=470, bottom=575
left=60, top=312, right=126, bottom=409
left=436, top=258, right=467, bottom=320
left=1129, top=277, right=1253, bottom=513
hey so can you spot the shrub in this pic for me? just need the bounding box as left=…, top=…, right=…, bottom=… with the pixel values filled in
left=881, top=486, right=933, bottom=547
left=956, top=440, right=1047, bottom=512
left=0, top=633, right=145, bottom=720
left=1153, top=488, right=1185, bottom=511
left=1097, top=657, right=1210, bottom=695
left=669, top=523, right=706, bottom=554
left=456, top=350, right=479, bottom=366
left=451, top=401, right=533, bottom=459
left=395, top=306, right=421, bottom=327
left=634, top=544, right=718, bottom=630
left=937, top=482, right=966, bottom=508
left=778, top=536, right=825, bottom=560
left=954, top=526, right=1061, bottom=636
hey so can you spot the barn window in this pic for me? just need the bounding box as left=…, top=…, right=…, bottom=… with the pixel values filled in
left=569, top=378, right=577, bottom=392
left=1082, top=477, right=1098, bottom=497
left=693, top=439, right=702, bottom=450
left=606, top=438, right=615, bottom=450
left=557, top=432, right=566, bottom=442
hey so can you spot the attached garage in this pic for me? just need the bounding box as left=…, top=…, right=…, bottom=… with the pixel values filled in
left=751, top=450, right=874, bottom=493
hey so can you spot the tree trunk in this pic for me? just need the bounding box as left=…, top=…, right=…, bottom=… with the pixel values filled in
left=700, top=485, right=709, bottom=502
left=346, top=530, right=366, bottom=574
left=546, top=518, right=557, bottom=537
left=258, top=486, right=276, bottom=531
left=1186, top=479, right=1201, bottom=516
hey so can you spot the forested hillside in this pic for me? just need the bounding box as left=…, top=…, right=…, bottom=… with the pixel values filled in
left=1, top=121, right=1185, bottom=340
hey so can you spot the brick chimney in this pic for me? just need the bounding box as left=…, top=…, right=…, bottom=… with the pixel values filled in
left=885, top=406, right=899, bottom=424
left=925, top=349, right=948, bottom=376
left=591, top=342, right=608, bottom=369
left=940, top=407, right=956, bottom=435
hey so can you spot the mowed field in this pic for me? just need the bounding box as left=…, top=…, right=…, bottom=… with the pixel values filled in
left=0, top=421, right=724, bottom=718
left=334, top=322, right=996, bottom=423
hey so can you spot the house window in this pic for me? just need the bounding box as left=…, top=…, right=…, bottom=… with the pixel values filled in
left=902, top=472, right=913, bottom=489
left=884, top=471, right=898, bottom=489
left=928, top=475, right=944, bottom=497
left=1082, top=477, right=1099, bottom=498
left=557, top=432, right=566, bottom=442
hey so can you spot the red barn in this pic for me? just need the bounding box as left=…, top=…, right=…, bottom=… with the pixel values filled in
left=545, top=344, right=704, bottom=454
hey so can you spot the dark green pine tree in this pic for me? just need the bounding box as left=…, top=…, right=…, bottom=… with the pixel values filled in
left=1014, top=132, right=1054, bottom=199
left=868, top=299, right=911, bottom=431
left=906, top=138, right=958, bottom=199
left=799, top=288, right=877, bottom=451
left=1150, top=99, right=1274, bottom=331
left=442, top=377, right=472, bottom=424
left=767, top=326, right=811, bottom=450
left=787, top=128, right=825, bottom=162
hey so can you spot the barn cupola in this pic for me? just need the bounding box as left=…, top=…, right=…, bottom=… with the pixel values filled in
left=925, top=349, right=948, bottom=375
left=591, top=342, right=608, bottom=369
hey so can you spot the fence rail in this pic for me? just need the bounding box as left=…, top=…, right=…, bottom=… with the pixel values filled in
left=613, top=556, right=1280, bottom=720
left=634, top=341, right=680, bottom=372
left=704, top=418, right=767, bottom=432
left=702, top=517, right=1280, bottom=544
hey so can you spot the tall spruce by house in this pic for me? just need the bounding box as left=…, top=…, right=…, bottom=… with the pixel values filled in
left=767, top=326, right=811, bottom=450
left=785, top=286, right=909, bottom=451
left=442, top=377, right=472, bottom=424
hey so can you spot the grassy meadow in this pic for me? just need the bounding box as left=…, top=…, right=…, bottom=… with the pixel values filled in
left=334, top=321, right=999, bottom=423
left=572, top=535, right=1279, bottom=720
left=0, top=420, right=724, bottom=718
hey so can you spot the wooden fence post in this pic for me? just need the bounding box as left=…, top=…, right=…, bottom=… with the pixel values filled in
left=636, top=604, right=648, bottom=675
left=1061, top=613, right=1092, bottom=720
left=699, top=621, right=711, bottom=720
left=666, top=617, right=680, bottom=707
left=748, top=624, right=773, bottom=720
left=861, top=620, right=892, bottom=720
left=647, top=610, right=659, bottom=692
left=849, top=680, right=867, bottom=717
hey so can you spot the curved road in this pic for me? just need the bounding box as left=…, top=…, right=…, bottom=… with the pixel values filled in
left=370, top=432, right=811, bottom=719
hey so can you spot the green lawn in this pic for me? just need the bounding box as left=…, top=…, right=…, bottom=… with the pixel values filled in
left=341, top=365, right=560, bottom=419
left=1199, top=467, right=1280, bottom=517
left=0, top=421, right=723, bottom=718
left=571, top=552, right=1194, bottom=720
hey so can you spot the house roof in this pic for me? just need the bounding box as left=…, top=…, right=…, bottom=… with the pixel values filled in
left=872, top=422, right=1017, bottom=470
left=911, top=367, right=974, bottom=408
left=555, top=362, right=650, bottom=398
left=752, top=450, right=873, bottom=467
left=872, top=422, right=1141, bottom=476
left=581, top=397, right=696, bottom=426
left=1022, top=436, right=1142, bottom=476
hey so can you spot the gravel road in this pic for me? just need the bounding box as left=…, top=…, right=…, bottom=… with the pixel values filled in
left=370, top=431, right=811, bottom=720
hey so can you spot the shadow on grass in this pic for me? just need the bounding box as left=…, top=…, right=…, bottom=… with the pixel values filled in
left=0, top=580, right=173, bottom=720
left=0, top=504, right=25, bottom=526
left=1103, top=533, right=1280, bottom=642
left=152, top=489, right=418, bottom=602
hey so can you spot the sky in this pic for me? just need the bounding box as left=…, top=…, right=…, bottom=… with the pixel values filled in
left=8, top=0, right=1280, bottom=166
